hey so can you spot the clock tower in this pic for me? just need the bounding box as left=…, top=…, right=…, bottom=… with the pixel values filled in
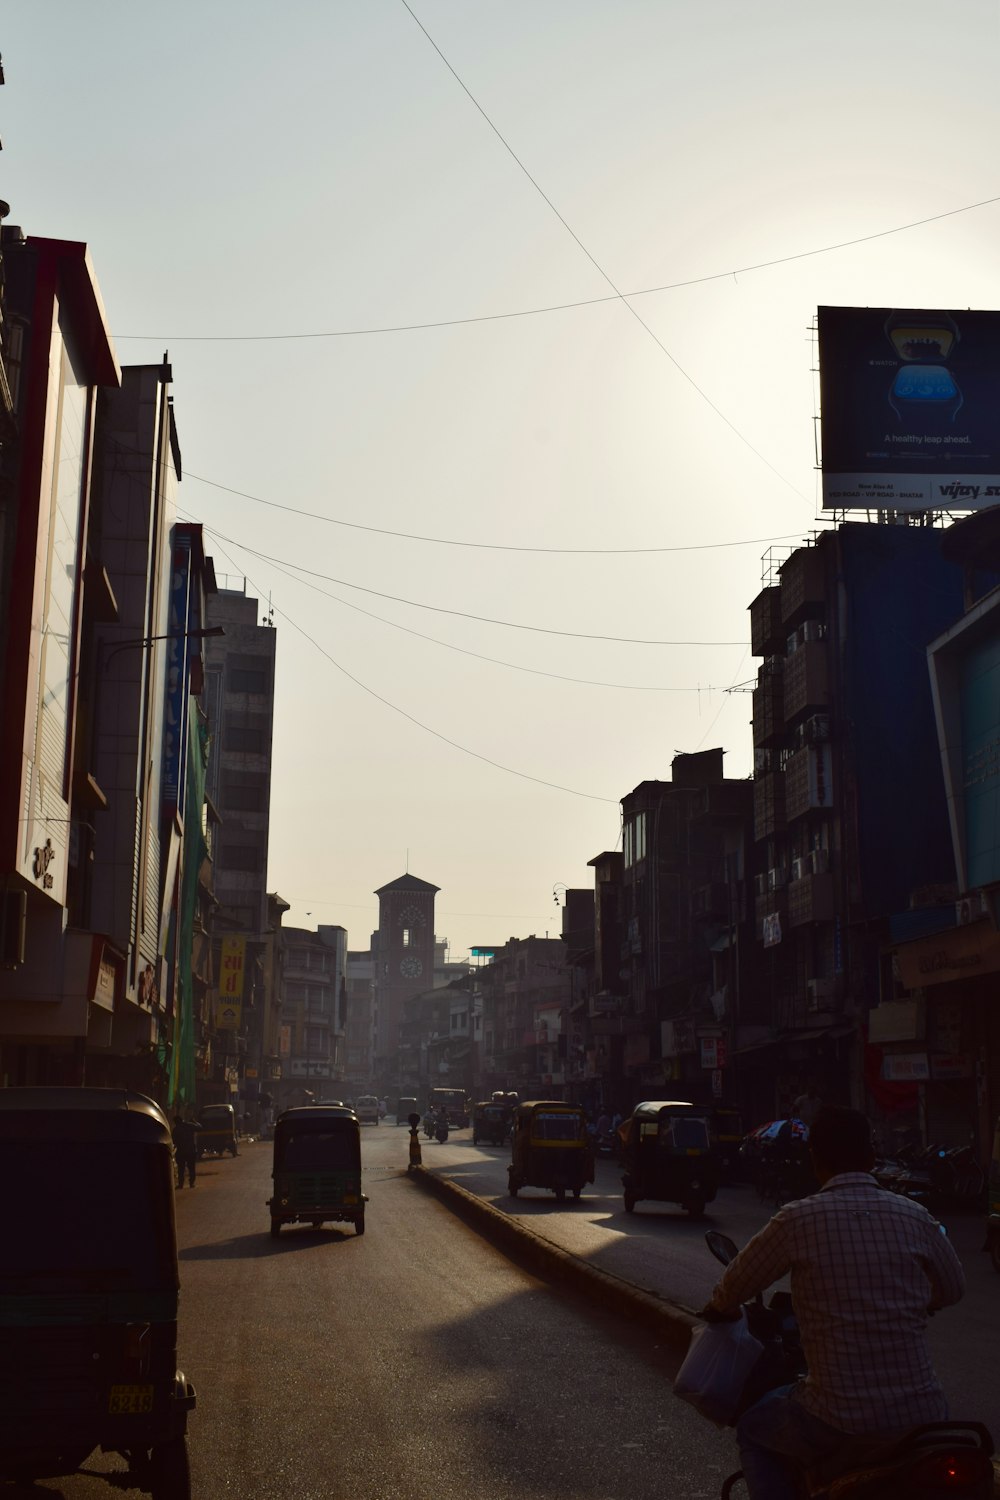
left=373, top=873, right=439, bottom=1083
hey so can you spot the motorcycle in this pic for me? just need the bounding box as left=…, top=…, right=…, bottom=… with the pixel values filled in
left=702, top=1231, right=994, bottom=1498
left=434, top=1116, right=449, bottom=1143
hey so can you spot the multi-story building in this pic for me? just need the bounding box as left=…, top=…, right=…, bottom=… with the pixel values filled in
left=478, top=935, right=571, bottom=1099
left=749, top=524, right=966, bottom=1118
left=618, top=749, right=754, bottom=1114
left=278, top=924, right=347, bottom=1101
left=345, top=942, right=376, bottom=1089
left=0, top=233, right=215, bottom=1106
left=202, top=587, right=277, bottom=1109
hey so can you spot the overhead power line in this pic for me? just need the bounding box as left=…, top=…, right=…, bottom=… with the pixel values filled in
left=114, top=196, right=1000, bottom=343
left=181, top=507, right=730, bottom=692
left=205, top=532, right=619, bottom=804
left=201, top=524, right=749, bottom=646
left=186, top=467, right=811, bottom=557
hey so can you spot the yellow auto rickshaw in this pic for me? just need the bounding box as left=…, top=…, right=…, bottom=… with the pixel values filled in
left=507, top=1100, right=594, bottom=1203
left=197, top=1102, right=238, bottom=1158
left=620, top=1100, right=718, bottom=1217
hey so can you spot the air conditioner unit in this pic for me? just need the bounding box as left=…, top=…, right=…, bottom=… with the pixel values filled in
left=802, top=620, right=826, bottom=643
left=811, top=848, right=830, bottom=875
left=754, top=873, right=767, bottom=898
left=806, top=977, right=835, bottom=1010
left=956, top=892, right=989, bottom=926
left=790, top=857, right=807, bottom=883
left=767, top=867, right=788, bottom=891
left=806, top=713, right=831, bottom=742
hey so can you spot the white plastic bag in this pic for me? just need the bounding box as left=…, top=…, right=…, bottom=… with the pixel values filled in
left=673, top=1315, right=764, bottom=1426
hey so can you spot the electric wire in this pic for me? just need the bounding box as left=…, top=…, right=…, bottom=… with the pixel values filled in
left=186, top=466, right=813, bottom=556
left=179, top=507, right=729, bottom=692
left=204, top=532, right=620, bottom=804
left=113, top=195, right=1000, bottom=343
left=200, top=522, right=749, bottom=646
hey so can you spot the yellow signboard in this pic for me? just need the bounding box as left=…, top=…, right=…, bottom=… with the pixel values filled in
left=219, top=937, right=246, bottom=999
left=215, top=1000, right=242, bottom=1031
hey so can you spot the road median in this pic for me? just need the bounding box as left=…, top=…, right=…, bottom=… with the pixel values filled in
left=407, top=1164, right=698, bottom=1356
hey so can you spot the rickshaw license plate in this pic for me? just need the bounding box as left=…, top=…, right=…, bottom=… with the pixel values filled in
left=109, top=1384, right=154, bottom=1414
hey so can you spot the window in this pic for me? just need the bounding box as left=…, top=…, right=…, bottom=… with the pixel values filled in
left=221, top=776, right=266, bottom=812
left=402, top=928, right=412, bottom=948
left=224, top=725, right=265, bottom=753
left=223, top=844, right=263, bottom=873
left=229, top=669, right=267, bottom=694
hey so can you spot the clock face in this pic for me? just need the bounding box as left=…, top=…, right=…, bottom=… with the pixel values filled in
left=400, top=956, right=423, bottom=979
left=398, top=904, right=426, bottom=927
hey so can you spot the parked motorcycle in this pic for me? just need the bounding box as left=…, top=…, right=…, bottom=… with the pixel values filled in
left=702, top=1231, right=994, bottom=1498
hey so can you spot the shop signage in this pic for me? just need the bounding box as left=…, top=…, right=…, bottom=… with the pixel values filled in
left=897, top=923, right=1000, bottom=989
left=32, top=838, right=55, bottom=890
left=930, top=1053, right=973, bottom=1080
left=215, top=1000, right=242, bottom=1031
left=881, top=1052, right=930, bottom=1082
left=700, top=1037, right=718, bottom=1069
left=220, top=936, right=246, bottom=1000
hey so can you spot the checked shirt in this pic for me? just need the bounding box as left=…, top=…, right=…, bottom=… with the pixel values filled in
left=709, top=1171, right=965, bottom=1434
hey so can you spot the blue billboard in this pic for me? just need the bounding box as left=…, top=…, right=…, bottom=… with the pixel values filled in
left=819, top=306, right=1000, bottom=511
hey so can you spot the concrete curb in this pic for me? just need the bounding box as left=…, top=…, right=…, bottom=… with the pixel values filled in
left=408, top=1164, right=699, bottom=1357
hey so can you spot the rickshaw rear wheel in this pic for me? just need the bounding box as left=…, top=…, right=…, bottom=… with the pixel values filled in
left=149, top=1436, right=191, bottom=1500
left=686, top=1199, right=706, bottom=1219
left=623, top=1189, right=636, bottom=1213
left=554, top=1187, right=566, bottom=1203
left=572, top=1187, right=582, bottom=1200
left=355, top=1214, right=365, bottom=1236
left=230, top=1144, right=238, bottom=1157
left=509, top=1179, right=519, bottom=1197
left=990, top=1235, right=1000, bottom=1274
left=269, top=1217, right=281, bottom=1238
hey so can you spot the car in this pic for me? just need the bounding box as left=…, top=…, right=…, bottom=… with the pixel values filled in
left=355, top=1094, right=380, bottom=1125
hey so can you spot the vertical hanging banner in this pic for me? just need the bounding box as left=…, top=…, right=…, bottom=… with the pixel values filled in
left=216, top=936, right=246, bottom=1030
left=162, top=534, right=193, bottom=818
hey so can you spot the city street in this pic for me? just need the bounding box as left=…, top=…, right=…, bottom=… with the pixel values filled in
left=419, top=1122, right=1000, bottom=1428
left=20, top=1125, right=730, bottom=1500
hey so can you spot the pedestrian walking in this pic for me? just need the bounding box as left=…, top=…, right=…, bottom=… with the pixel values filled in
left=172, top=1113, right=198, bottom=1188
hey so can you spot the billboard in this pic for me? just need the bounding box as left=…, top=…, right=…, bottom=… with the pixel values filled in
left=818, top=306, right=1000, bottom=511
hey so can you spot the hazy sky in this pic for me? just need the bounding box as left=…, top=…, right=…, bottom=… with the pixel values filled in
left=7, top=1, right=1000, bottom=961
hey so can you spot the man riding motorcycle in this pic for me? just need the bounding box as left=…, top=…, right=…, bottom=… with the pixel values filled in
left=702, top=1105, right=965, bottom=1500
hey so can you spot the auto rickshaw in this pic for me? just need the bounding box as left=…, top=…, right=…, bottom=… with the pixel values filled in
left=396, top=1095, right=418, bottom=1125
left=507, top=1100, right=594, bottom=1202
left=986, top=1116, right=1000, bottom=1273
left=0, top=1088, right=195, bottom=1497
left=197, top=1101, right=238, bottom=1158
left=267, top=1105, right=367, bottom=1236
left=620, top=1100, right=718, bottom=1217
left=472, top=1100, right=509, bottom=1146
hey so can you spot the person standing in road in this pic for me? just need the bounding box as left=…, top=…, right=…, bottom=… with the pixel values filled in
left=792, top=1082, right=822, bottom=1127
left=701, top=1106, right=965, bottom=1500
left=172, top=1113, right=198, bottom=1188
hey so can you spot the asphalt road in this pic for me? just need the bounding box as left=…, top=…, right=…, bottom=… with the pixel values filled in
left=20, top=1124, right=734, bottom=1500
left=419, top=1122, right=1000, bottom=1431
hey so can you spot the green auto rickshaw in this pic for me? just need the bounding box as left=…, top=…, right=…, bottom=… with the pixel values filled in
left=268, top=1105, right=367, bottom=1237
left=507, top=1100, right=594, bottom=1203
left=472, top=1100, right=509, bottom=1147
left=620, top=1100, right=718, bottom=1217
left=0, top=1088, right=195, bottom=1497
left=197, top=1102, right=238, bottom=1158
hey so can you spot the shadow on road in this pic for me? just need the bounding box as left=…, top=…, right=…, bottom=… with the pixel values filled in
left=180, top=1227, right=361, bottom=1261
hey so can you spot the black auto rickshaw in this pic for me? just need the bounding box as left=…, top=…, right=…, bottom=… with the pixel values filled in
left=197, top=1101, right=238, bottom=1158
left=507, top=1100, right=594, bottom=1202
left=986, top=1116, right=1000, bottom=1273
left=267, top=1105, right=367, bottom=1237
left=620, top=1100, right=718, bottom=1217
left=472, top=1100, right=509, bottom=1146
left=396, top=1095, right=418, bottom=1125
left=0, top=1087, right=195, bottom=1497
